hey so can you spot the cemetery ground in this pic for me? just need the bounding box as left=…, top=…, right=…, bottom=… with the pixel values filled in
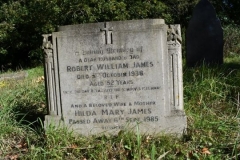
left=0, top=55, right=240, bottom=159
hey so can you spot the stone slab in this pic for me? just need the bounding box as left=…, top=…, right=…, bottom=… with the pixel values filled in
left=43, top=19, right=187, bottom=136
left=186, top=0, right=223, bottom=67
left=0, top=71, right=28, bottom=81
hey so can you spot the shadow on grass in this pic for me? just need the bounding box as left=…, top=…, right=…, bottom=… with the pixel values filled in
left=184, top=61, right=240, bottom=69
left=223, top=62, right=240, bottom=70
left=14, top=109, right=46, bottom=131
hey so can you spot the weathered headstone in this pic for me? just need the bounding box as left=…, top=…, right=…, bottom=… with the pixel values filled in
left=0, top=71, right=28, bottom=81
left=42, top=19, right=186, bottom=136
left=186, top=0, right=223, bottom=67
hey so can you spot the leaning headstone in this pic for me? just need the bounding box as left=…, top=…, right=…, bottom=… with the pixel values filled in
left=0, top=71, right=28, bottom=81
left=42, top=19, right=186, bottom=136
left=186, top=0, right=223, bottom=67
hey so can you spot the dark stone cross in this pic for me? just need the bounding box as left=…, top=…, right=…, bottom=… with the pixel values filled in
left=100, top=22, right=113, bottom=44
left=186, top=0, right=223, bottom=67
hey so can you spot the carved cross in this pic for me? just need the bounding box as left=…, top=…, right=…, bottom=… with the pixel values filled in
left=100, top=22, right=113, bottom=44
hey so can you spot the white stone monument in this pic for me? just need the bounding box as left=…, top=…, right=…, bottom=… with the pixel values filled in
left=42, top=19, right=186, bottom=136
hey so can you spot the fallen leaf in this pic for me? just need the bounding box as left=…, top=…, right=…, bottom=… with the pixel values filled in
left=157, top=150, right=171, bottom=160
left=5, top=154, right=19, bottom=160
left=23, top=143, right=27, bottom=147
left=35, top=76, right=45, bottom=83
left=69, top=144, right=78, bottom=149
left=146, top=135, right=151, bottom=143
left=21, top=148, right=28, bottom=152
left=202, top=147, right=211, bottom=155
left=15, top=144, right=23, bottom=149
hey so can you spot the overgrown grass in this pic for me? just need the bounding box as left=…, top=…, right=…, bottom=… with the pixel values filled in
left=183, top=58, right=240, bottom=159
left=0, top=58, right=240, bottom=159
left=0, top=67, right=46, bottom=114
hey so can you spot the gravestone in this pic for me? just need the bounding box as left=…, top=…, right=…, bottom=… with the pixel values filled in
left=0, top=71, right=28, bottom=81
left=186, top=0, right=223, bottom=67
left=42, top=19, right=186, bottom=136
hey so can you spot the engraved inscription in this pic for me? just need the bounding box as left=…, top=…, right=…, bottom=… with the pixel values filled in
left=100, top=22, right=113, bottom=44
left=60, top=38, right=163, bottom=132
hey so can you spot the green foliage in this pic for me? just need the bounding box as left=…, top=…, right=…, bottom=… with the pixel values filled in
left=0, top=67, right=46, bottom=115
left=223, top=24, right=240, bottom=56
left=0, top=0, right=172, bottom=68
left=221, top=0, right=240, bottom=25
left=1, top=0, right=240, bottom=68
left=162, top=0, right=199, bottom=27
left=0, top=105, right=37, bottom=159
left=165, top=0, right=239, bottom=29
left=183, top=62, right=240, bottom=159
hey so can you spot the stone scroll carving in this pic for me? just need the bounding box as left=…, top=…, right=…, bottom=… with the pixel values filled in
left=167, top=25, right=184, bottom=111
left=42, top=34, right=58, bottom=116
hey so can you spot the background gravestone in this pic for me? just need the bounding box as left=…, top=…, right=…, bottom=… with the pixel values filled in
left=42, top=19, right=187, bottom=136
left=0, top=71, right=28, bottom=81
left=186, top=0, right=223, bottom=67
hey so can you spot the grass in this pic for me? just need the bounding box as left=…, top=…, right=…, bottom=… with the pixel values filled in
left=0, top=56, right=240, bottom=159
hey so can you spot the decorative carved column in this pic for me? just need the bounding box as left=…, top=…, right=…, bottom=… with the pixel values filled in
left=167, top=25, right=184, bottom=110
left=42, top=34, right=57, bottom=116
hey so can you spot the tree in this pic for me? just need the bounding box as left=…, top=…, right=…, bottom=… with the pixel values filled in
left=222, top=0, right=240, bottom=25
left=0, top=0, right=173, bottom=69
